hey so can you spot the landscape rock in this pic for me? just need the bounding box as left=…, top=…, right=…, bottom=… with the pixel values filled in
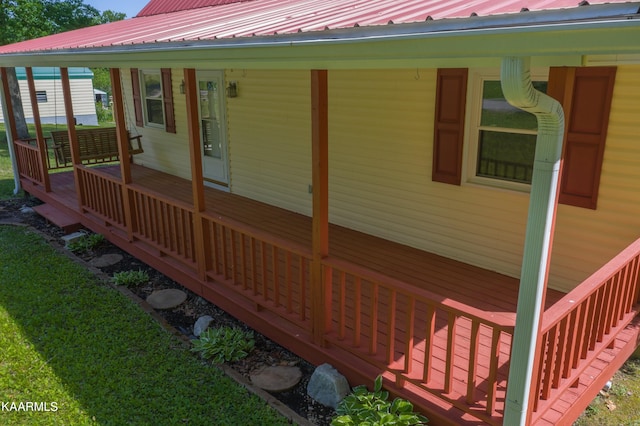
left=307, top=363, right=350, bottom=409
left=146, top=289, right=187, bottom=310
left=250, top=366, right=303, bottom=392
left=20, top=206, right=35, bottom=214
left=193, top=315, right=214, bottom=337
left=89, top=253, right=123, bottom=268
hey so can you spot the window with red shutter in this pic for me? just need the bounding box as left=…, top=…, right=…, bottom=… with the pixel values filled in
left=161, top=68, right=176, bottom=133
left=548, top=67, right=617, bottom=209
left=432, top=68, right=467, bottom=185
left=130, top=68, right=143, bottom=127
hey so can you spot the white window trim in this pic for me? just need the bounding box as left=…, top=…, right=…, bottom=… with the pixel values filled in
left=463, top=68, right=549, bottom=193
left=140, top=69, right=165, bottom=129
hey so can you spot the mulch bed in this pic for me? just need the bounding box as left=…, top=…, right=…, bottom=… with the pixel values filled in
left=0, top=194, right=336, bottom=425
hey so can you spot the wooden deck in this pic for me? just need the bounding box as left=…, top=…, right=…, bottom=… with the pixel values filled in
left=18, top=163, right=640, bottom=425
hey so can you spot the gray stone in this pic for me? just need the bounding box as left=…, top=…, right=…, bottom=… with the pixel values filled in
left=146, top=289, right=187, bottom=310
left=193, top=315, right=214, bottom=337
left=61, top=231, right=86, bottom=247
left=20, top=206, right=35, bottom=214
left=89, top=253, right=123, bottom=268
left=307, top=363, right=350, bottom=409
left=250, top=366, right=303, bottom=392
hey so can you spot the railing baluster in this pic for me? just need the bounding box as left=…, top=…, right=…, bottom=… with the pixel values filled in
left=403, top=297, right=414, bottom=374
left=486, top=328, right=501, bottom=415
left=299, top=257, right=306, bottom=321
left=354, top=276, right=361, bottom=348
left=386, top=289, right=396, bottom=365
left=423, top=304, right=434, bottom=383
left=273, top=246, right=280, bottom=307
left=369, top=282, right=379, bottom=355
left=338, top=271, right=346, bottom=340
left=286, top=252, right=292, bottom=313
left=444, top=312, right=457, bottom=394
left=466, top=320, right=480, bottom=405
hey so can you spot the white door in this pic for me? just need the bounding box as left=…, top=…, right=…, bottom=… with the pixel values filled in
left=197, top=71, right=228, bottom=187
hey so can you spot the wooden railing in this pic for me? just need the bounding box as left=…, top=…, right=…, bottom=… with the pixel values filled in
left=77, top=166, right=126, bottom=229
left=13, top=139, right=46, bottom=186
left=322, top=257, right=515, bottom=423
left=129, top=185, right=197, bottom=267
left=202, top=212, right=313, bottom=330
left=532, top=237, right=640, bottom=418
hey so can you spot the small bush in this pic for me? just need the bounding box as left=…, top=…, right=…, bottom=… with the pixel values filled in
left=191, top=327, right=255, bottom=364
left=67, top=233, right=105, bottom=253
left=332, top=375, right=429, bottom=426
left=112, top=270, right=149, bottom=287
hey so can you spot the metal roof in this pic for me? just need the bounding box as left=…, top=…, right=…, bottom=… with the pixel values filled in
left=0, top=0, right=637, bottom=56
left=137, top=0, right=251, bottom=17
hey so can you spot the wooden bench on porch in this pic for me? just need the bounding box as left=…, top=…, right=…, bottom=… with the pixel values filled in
left=50, top=127, right=143, bottom=167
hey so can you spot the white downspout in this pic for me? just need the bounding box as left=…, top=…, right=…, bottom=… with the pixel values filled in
left=0, top=72, right=21, bottom=195
left=501, top=57, right=564, bottom=425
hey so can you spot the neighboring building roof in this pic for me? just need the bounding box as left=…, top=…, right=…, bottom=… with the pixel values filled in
left=14, top=67, right=93, bottom=80
left=0, top=0, right=637, bottom=55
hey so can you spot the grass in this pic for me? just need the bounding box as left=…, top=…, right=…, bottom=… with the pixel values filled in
left=574, top=357, right=640, bottom=425
left=0, top=225, right=289, bottom=425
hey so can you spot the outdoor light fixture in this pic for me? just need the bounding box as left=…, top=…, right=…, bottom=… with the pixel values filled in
left=179, top=80, right=185, bottom=94
left=227, top=81, right=238, bottom=98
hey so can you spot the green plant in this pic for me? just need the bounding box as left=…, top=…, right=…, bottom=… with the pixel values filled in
left=191, top=326, right=255, bottom=364
left=332, top=375, right=429, bottom=426
left=112, top=270, right=149, bottom=287
left=67, top=232, right=105, bottom=253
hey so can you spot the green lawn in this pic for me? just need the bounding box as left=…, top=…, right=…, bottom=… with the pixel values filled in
left=0, top=225, right=289, bottom=425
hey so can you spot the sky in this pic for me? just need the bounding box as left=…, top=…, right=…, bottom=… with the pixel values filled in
left=84, top=0, right=150, bottom=18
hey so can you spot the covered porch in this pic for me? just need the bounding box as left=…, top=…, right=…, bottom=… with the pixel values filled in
left=12, top=154, right=640, bottom=424
left=3, top=56, right=640, bottom=425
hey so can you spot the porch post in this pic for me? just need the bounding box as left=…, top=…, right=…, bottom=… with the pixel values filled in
left=501, top=57, right=564, bottom=425
left=25, top=67, right=51, bottom=192
left=59, top=67, right=85, bottom=209
left=0, top=67, right=21, bottom=194
left=110, top=68, right=135, bottom=241
left=311, top=69, right=330, bottom=345
left=184, top=68, right=209, bottom=283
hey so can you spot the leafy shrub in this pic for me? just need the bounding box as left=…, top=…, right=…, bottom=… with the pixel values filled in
left=112, top=270, right=149, bottom=287
left=332, top=375, right=429, bottom=426
left=191, top=327, right=255, bottom=364
left=67, top=233, right=105, bottom=253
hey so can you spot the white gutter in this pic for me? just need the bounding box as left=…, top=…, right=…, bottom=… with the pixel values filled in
left=0, top=72, right=21, bottom=195
left=501, top=57, right=564, bottom=425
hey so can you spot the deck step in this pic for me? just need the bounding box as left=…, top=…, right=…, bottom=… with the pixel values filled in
left=32, top=203, right=81, bottom=234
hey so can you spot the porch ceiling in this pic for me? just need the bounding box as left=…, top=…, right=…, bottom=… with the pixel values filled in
left=0, top=1, right=638, bottom=68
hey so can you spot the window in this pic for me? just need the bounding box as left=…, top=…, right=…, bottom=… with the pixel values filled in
left=35, top=91, right=48, bottom=103
left=140, top=70, right=164, bottom=127
left=466, top=70, right=548, bottom=190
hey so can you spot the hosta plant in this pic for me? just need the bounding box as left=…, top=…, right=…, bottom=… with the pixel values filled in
left=331, top=375, right=429, bottom=426
left=191, top=326, right=255, bottom=364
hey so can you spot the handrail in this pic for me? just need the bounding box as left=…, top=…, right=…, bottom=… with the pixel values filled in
left=542, top=237, right=640, bottom=330
left=201, top=210, right=313, bottom=260
left=532, top=236, right=640, bottom=416
left=323, top=255, right=515, bottom=330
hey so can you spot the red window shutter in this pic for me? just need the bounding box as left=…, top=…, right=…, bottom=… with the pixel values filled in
left=130, top=68, right=143, bottom=127
left=432, top=68, right=468, bottom=185
left=161, top=68, right=176, bottom=133
left=549, top=67, right=616, bottom=209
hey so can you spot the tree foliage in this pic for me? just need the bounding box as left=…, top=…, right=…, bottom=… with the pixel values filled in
left=0, top=0, right=126, bottom=45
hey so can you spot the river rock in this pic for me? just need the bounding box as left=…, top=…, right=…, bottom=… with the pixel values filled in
left=146, top=289, right=187, bottom=309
